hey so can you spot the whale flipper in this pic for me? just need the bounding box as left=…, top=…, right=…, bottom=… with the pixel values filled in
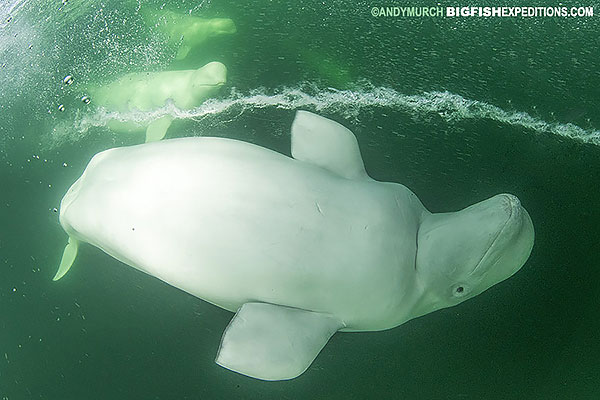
left=291, top=110, right=369, bottom=180
left=53, top=237, right=79, bottom=281
left=145, top=115, right=173, bottom=143
left=216, top=302, right=343, bottom=380
left=175, top=45, right=191, bottom=60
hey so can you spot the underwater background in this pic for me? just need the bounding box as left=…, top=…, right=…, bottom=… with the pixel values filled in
left=1, top=0, right=599, bottom=398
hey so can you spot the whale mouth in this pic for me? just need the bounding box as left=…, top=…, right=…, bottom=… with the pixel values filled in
left=469, top=194, right=519, bottom=276
left=197, top=82, right=226, bottom=87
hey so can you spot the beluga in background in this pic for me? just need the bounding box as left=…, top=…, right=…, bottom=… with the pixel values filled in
left=53, top=111, right=535, bottom=380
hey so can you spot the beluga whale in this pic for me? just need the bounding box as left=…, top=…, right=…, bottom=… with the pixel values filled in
left=53, top=111, right=535, bottom=381
left=89, top=61, right=227, bottom=142
left=141, top=9, right=237, bottom=60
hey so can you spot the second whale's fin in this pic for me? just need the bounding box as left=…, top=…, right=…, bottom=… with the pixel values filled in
left=53, top=237, right=79, bottom=281
left=216, top=302, right=343, bottom=381
left=291, top=110, right=370, bottom=180
left=145, top=115, right=173, bottom=143
left=176, top=45, right=191, bottom=60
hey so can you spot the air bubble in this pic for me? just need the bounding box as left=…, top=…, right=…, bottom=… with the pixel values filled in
left=63, top=75, right=73, bottom=85
left=81, top=95, right=91, bottom=104
left=58, top=104, right=65, bottom=112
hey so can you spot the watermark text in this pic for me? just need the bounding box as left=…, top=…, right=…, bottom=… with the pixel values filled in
left=371, top=6, right=594, bottom=17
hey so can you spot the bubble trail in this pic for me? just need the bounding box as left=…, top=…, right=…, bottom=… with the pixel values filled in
left=54, top=85, right=600, bottom=147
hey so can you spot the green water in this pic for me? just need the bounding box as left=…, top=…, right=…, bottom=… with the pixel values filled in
left=1, top=0, right=599, bottom=399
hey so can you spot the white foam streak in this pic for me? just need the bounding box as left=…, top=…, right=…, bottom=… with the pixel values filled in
left=54, top=86, right=600, bottom=146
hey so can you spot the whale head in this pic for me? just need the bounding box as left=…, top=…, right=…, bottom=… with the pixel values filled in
left=208, top=18, right=237, bottom=36
left=415, top=193, right=534, bottom=310
left=191, top=61, right=227, bottom=89
left=187, top=61, right=227, bottom=104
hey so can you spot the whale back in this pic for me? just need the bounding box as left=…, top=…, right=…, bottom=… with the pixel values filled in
left=52, top=111, right=533, bottom=381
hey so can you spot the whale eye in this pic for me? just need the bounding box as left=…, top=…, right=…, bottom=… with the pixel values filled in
left=452, top=284, right=469, bottom=298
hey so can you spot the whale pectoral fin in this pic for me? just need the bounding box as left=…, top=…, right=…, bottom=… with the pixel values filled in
left=290, top=110, right=370, bottom=180
left=53, top=237, right=79, bottom=281
left=216, top=302, right=343, bottom=381
left=175, top=44, right=191, bottom=60
left=145, top=116, right=173, bottom=142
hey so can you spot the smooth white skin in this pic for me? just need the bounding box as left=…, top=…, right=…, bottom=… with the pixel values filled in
left=93, top=61, right=227, bottom=112
left=90, top=62, right=227, bottom=133
left=414, top=194, right=534, bottom=318
left=60, top=137, right=424, bottom=331
left=59, top=133, right=534, bottom=332
left=144, top=10, right=236, bottom=59
left=164, top=17, right=237, bottom=47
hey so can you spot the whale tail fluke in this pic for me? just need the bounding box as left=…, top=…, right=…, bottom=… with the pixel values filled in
left=53, top=237, right=79, bottom=281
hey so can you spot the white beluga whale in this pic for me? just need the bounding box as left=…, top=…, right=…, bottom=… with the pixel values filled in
left=89, top=61, right=227, bottom=142
left=142, top=9, right=237, bottom=60
left=53, top=111, right=534, bottom=381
